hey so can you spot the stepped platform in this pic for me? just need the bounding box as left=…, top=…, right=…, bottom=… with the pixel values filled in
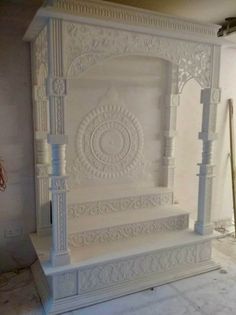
left=31, top=229, right=220, bottom=315
left=68, top=207, right=189, bottom=247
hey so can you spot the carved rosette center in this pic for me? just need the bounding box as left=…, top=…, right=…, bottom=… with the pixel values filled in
left=76, top=104, right=144, bottom=178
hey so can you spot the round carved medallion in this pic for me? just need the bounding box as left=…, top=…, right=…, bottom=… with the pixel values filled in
left=76, top=104, right=143, bottom=178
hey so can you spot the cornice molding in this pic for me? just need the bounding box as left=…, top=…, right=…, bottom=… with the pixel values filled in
left=24, top=0, right=221, bottom=44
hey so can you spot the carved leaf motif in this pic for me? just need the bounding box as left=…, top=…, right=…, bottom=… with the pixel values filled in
left=64, top=22, right=212, bottom=90
left=68, top=214, right=189, bottom=247
left=68, top=192, right=173, bottom=217
left=78, top=241, right=210, bottom=293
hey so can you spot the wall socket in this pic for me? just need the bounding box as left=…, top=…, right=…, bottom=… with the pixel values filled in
left=4, top=225, right=23, bottom=238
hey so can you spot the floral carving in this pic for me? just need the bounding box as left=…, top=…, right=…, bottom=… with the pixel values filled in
left=78, top=240, right=211, bottom=293
left=64, top=22, right=212, bottom=91
left=51, top=177, right=67, bottom=191
left=68, top=192, right=173, bottom=217
left=49, top=77, right=67, bottom=96
left=33, top=26, right=49, bottom=133
left=68, top=214, right=189, bottom=247
left=34, top=25, right=48, bottom=78
left=75, top=104, right=144, bottom=179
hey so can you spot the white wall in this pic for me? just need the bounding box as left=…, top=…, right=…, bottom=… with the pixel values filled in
left=214, top=45, right=236, bottom=224
left=0, top=2, right=38, bottom=272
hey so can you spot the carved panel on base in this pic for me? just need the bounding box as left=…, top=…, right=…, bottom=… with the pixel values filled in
left=78, top=240, right=211, bottom=293
left=68, top=191, right=173, bottom=217
left=68, top=214, right=189, bottom=247
left=53, top=271, right=77, bottom=299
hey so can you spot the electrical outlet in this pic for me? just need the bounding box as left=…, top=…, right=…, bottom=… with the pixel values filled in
left=4, top=225, right=23, bottom=238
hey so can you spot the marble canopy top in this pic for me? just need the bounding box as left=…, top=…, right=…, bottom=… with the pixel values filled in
left=24, top=0, right=222, bottom=45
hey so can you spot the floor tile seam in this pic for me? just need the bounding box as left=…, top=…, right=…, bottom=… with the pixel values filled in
left=169, top=283, right=209, bottom=315
left=95, top=290, right=179, bottom=315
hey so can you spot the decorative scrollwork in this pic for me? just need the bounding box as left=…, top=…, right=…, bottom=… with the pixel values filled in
left=68, top=214, right=189, bottom=247
left=64, top=22, right=212, bottom=91
left=78, top=240, right=211, bottom=293
left=68, top=192, right=173, bottom=217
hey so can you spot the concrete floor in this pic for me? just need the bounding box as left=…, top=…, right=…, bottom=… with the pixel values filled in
left=1, top=235, right=236, bottom=315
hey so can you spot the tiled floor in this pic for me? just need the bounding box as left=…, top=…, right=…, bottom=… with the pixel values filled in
left=1, top=235, right=236, bottom=315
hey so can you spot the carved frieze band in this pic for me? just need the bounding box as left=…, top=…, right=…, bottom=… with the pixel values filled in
left=47, top=0, right=218, bottom=39
left=68, top=192, right=173, bottom=217
left=64, top=22, right=212, bottom=91
left=68, top=214, right=189, bottom=247
left=78, top=240, right=211, bottom=293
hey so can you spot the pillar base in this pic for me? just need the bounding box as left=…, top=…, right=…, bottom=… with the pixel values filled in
left=194, top=222, right=214, bottom=235
left=50, top=250, right=71, bottom=267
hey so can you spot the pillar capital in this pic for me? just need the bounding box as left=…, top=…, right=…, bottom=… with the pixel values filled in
left=48, top=134, right=68, bottom=144
left=198, top=132, right=217, bottom=141
left=200, top=88, right=221, bottom=104
left=51, top=176, right=68, bottom=192
left=47, top=76, right=67, bottom=97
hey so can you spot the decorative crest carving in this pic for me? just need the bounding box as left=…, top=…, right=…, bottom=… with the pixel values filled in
left=64, top=22, right=212, bottom=91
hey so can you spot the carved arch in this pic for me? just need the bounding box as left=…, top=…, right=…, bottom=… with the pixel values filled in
left=64, top=22, right=212, bottom=92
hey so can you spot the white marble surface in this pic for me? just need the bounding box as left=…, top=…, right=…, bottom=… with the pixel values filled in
left=1, top=236, right=236, bottom=315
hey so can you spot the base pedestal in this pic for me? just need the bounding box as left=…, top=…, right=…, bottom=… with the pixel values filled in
left=30, top=230, right=220, bottom=315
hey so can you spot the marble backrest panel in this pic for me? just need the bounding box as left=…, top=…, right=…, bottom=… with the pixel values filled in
left=65, top=55, right=168, bottom=200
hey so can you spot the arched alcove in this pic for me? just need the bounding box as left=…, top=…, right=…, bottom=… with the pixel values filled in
left=65, top=54, right=169, bottom=199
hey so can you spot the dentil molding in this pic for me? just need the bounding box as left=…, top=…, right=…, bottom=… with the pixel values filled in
left=24, top=0, right=220, bottom=44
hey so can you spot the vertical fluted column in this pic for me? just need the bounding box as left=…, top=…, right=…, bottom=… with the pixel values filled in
left=33, top=77, right=51, bottom=235
left=47, top=18, right=70, bottom=266
left=163, top=64, right=179, bottom=188
left=35, top=137, right=51, bottom=235
left=195, top=44, right=221, bottom=235
left=194, top=88, right=221, bottom=235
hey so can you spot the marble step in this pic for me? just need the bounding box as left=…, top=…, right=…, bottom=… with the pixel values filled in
left=31, top=230, right=220, bottom=314
left=68, top=187, right=173, bottom=217
left=68, top=207, right=189, bottom=247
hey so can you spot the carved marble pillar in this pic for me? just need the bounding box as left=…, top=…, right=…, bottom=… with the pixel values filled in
left=163, top=64, right=179, bottom=188
left=194, top=87, right=221, bottom=235
left=47, top=18, right=70, bottom=266
left=35, top=137, right=51, bottom=235
left=33, top=81, right=51, bottom=235
left=195, top=45, right=221, bottom=235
